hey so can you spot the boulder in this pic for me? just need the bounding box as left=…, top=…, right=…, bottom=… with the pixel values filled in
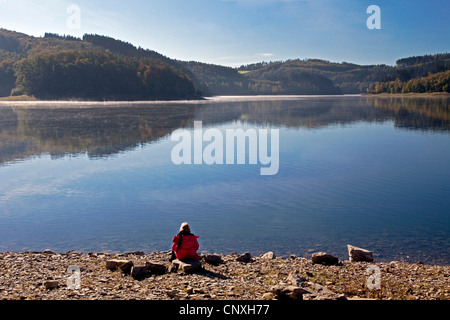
left=261, top=251, right=276, bottom=260
left=202, top=254, right=223, bottom=265
left=347, top=245, right=374, bottom=262
left=105, top=259, right=134, bottom=274
left=44, top=280, right=59, bottom=289
left=309, top=282, right=336, bottom=296
left=270, top=285, right=314, bottom=300
left=303, top=283, right=347, bottom=301
left=236, top=252, right=252, bottom=263
left=262, top=292, right=274, bottom=300
left=311, top=252, right=339, bottom=265
left=271, top=281, right=347, bottom=301
left=130, top=266, right=148, bottom=280
left=170, top=259, right=202, bottom=274
left=145, top=261, right=167, bottom=275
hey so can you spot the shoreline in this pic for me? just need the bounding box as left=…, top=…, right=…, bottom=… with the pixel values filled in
left=1, top=92, right=448, bottom=105
left=0, top=94, right=356, bottom=105
left=363, top=92, right=450, bottom=97
left=1, top=250, right=448, bottom=300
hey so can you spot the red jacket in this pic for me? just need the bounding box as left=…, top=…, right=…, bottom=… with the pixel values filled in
left=172, top=232, right=200, bottom=261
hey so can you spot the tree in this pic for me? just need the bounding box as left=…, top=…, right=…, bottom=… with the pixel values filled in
left=0, top=60, right=16, bottom=96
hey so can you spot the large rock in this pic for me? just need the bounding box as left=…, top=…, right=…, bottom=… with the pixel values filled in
left=236, top=252, right=252, bottom=263
left=270, top=285, right=314, bottom=300
left=130, top=266, right=148, bottom=280
left=44, top=280, right=59, bottom=289
left=271, top=283, right=346, bottom=301
left=261, top=251, right=276, bottom=260
left=303, top=283, right=347, bottom=301
left=105, top=259, right=134, bottom=274
left=169, top=259, right=202, bottom=274
left=311, top=252, right=339, bottom=265
left=202, top=254, right=223, bottom=266
left=145, top=261, right=167, bottom=275
left=347, top=245, right=374, bottom=262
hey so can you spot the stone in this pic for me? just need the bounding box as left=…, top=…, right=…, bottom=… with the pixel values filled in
left=170, top=259, right=202, bottom=274
left=185, top=287, right=194, bottom=294
left=236, top=252, right=252, bottom=263
left=105, top=259, right=134, bottom=274
left=347, top=245, right=374, bottom=262
left=202, top=254, right=223, bottom=265
left=311, top=252, right=339, bottom=265
left=43, top=249, right=55, bottom=255
left=286, top=272, right=305, bottom=286
left=309, top=282, right=335, bottom=295
left=270, top=285, right=315, bottom=300
left=44, top=280, right=59, bottom=289
left=262, top=292, right=274, bottom=300
left=145, top=261, right=167, bottom=275
left=66, top=251, right=81, bottom=256
left=166, top=289, right=179, bottom=299
left=167, top=263, right=178, bottom=273
left=130, top=266, right=148, bottom=280
left=261, top=251, right=276, bottom=260
left=286, top=285, right=314, bottom=298
left=305, top=282, right=347, bottom=300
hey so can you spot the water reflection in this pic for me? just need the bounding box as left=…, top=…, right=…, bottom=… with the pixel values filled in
left=0, top=95, right=448, bottom=166
left=0, top=96, right=449, bottom=264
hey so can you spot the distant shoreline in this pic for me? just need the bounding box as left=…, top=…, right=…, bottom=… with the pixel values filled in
left=363, top=92, right=450, bottom=97
left=1, top=92, right=449, bottom=104
left=0, top=94, right=357, bottom=106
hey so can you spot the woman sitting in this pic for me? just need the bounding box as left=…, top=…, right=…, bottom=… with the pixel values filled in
left=171, top=222, right=200, bottom=261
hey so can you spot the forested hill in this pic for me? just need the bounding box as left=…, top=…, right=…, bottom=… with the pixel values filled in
left=180, top=54, right=449, bottom=95
left=0, top=29, right=449, bottom=99
left=238, top=59, right=395, bottom=94
left=367, top=53, right=450, bottom=93
left=0, top=29, right=198, bottom=100
left=179, top=60, right=342, bottom=95
left=238, top=55, right=450, bottom=94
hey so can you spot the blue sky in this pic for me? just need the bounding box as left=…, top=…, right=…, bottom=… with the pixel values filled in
left=0, top=0, right=449, bottom=67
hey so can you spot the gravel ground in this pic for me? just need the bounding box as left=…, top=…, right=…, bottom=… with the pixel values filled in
left=0, top=250, right=448, bottom=300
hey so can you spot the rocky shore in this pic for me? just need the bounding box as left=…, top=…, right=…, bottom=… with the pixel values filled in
left=0, top=247, right=448, bottom=301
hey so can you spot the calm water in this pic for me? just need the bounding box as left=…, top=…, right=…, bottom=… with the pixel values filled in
left=0, top=95, right=449, bottom=264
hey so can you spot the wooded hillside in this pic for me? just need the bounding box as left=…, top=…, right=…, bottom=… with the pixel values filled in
left=0, top=29, right=448, bottom=99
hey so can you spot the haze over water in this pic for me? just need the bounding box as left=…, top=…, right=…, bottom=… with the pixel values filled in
left=0, top=95, right=449, bottom=265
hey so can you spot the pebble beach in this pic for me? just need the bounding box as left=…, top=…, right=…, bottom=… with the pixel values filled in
left=0, top=249, right=448, bottom=301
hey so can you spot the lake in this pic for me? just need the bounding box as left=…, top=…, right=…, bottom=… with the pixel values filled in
left=0, top=95, right=449, bottom=265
